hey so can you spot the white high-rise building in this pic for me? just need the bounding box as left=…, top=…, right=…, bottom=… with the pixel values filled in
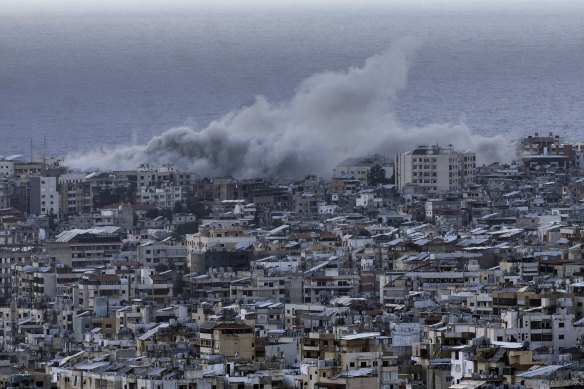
left=29, top=176, right=60, bottom=217
left=395, top=145, right=476, bottom=192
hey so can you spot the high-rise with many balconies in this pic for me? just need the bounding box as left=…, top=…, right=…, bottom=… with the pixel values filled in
left=395, top=145, right=476, bottom=193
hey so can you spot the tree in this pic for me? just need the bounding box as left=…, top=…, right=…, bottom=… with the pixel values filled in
left=185, top=198, right=208, bottom=219
left=175, top=221, right=199, bottom=236
left=367, top=164, right=388, bottom=186
left=48, top=210, right=58, bottom=232
left=358, top=228, right=371, bottom=237
left=173, top=201, right=184, bottom=214
left=172, top=221, right=199, bottom=242
left=145, top=208, right=159, bottom=219
left=93, top=186, right=135, bottom=209
left=145, top=207, right=173, bottom=220
left=160, top=208, right=173, bottom=221
left=94, top=189, right=117, bottom=209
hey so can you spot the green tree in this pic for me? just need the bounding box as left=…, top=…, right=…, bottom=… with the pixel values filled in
left=93, top=186, right=135, bottom=209
left=173, top=201, right=184, bottom=213
left=175, top=221, right=199, bottom=236
left=367, top=164, right=388, bottom=186
left=185, top=198, right=209, bottom=219
left=358, top=228, right=371, bottom=237
left=94, top=189, right=117, bottom=208
left=160, top=208, right=173, bottom=221
left=145, top=208, right=159, bottom=219
left=48, top=210, right=58, bottom=232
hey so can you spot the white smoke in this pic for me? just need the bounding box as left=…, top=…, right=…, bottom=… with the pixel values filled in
left=65, top=38, right=512, bottom=177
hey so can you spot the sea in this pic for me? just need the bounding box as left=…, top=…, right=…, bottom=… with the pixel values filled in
left=1, top=1, right=584, bottom=158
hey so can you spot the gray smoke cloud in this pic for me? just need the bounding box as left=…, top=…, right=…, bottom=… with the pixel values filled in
left=65, top=38, right=512, bottom=177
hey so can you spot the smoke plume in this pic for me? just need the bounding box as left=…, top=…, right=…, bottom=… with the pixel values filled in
left=65, top=38, right=512, bottom=177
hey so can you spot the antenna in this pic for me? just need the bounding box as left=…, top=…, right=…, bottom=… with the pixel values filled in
left=30, top=138, right=33, bottom=163
left=43, top=135, right=46, bottom=166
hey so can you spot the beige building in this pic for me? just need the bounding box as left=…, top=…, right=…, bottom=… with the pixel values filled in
left=74, top=274, right=127, bottom=309
left=58, top=173, right=92, bottom=217
left=199, top=322, right=255, bottom=360
left=395, top=145, right=476, bottom=192
left=186, top=227, right=254, bottom=253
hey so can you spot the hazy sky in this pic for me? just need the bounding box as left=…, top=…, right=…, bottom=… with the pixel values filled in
left=5, top=0, right=581, bottom=13
left=3, top=0, right=584, bottom=170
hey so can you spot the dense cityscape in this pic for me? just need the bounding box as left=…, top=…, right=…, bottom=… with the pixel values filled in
left=3, top=132, right=584, bottom=388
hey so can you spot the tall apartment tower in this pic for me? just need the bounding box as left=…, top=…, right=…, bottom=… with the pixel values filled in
left=29, top=176, right=60, bottom=216
left=395, top=145, right=476, bottom=193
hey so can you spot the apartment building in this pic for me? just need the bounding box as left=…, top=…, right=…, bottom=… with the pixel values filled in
left=46, top=226, right=123, bottom=268
left=395, top=145, right=476, bottom=192
left=29, top=176, right=60, bottom=217
left=187, top=227, right=254, bottom=252
left=0, top=178, right=14, bottom=208
left=136, top=186, right=188, bottom=208
left=519, top=132, right=573, bottom=161
left=230, top=275, right=300, bottom=303
left=300, top=332, right=336, bottom=361
left=303, top=268, right=359, bottom=304
left=0, top=250, right=19, bottom=301
left=136, top=242, right=187, bottom=269
left=474, top=309, right=584, bottom=353
left=58, top=173, right=92, bottom=217
left=11, top=263, right=57, bottom=301
left=198, top=322, right=255, bottom=359
left=73, top=274, right=126, bottom=309
left=133, top=268, right=174, bottom=306
left=137, top=164, right=196, bottom=189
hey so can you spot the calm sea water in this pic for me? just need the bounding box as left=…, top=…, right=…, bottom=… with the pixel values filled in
left=1, top=1, right=584, bottom=157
